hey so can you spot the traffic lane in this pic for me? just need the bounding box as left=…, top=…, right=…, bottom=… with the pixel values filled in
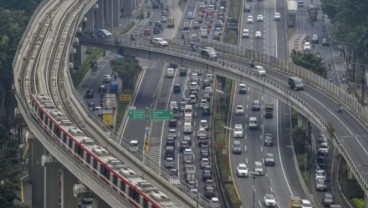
left=262, top=97, right=294, bottom=208
left=277, top=101, right=306, bottom=198
left=240, top=4, right=254, bottom=49
left=275, top=0, right=288, bottom=59
left=263, top=0, right=277, bottom=57
left=251, top=0, right=265, bottom=53
left=123, top=62, right=165, bottom=151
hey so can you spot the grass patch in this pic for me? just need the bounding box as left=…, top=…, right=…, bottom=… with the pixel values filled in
left=225, top=29, right=238, bottom=45
left=296, top=153, right=310, bottom=184
left=214, top=78, right=240, bottom=206
left=229, top=0, right=241, bottom=20
left=121, top=22, right=135, bottom=34
left=72, top=48, right=104, bottom=87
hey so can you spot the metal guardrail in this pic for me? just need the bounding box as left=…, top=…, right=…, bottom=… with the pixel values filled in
left=81, top=37, right=368, bottom=192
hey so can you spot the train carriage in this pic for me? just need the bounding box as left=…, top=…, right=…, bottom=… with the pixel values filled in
left=30, top=94, right=178, bottom=208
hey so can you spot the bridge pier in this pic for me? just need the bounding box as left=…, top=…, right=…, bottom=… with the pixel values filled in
left=27, top=133, right=44, bottom=208
left=85, top=10, right=95, bottom=34
left=365, top=191, right=368, bottom=208
left=104, top=0, right=113, bottom=31
left=95, top=0, right=105, bottom=29
left=41, top=155, right=61, bottom=208
left=60, top=167, right=78, bottom=208
left=112, top=0, right=121, bottom=33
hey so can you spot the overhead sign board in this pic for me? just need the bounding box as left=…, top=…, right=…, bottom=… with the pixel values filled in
left=128, top=110, right=145, bottom=120
left=150, top=110, right=173, bottom=120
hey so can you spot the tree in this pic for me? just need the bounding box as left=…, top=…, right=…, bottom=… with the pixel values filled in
left=110, top=56, right=142, bottom=90
left=291, top=50, right=327, bottom=78
left=291, top=127, right=308, bottom=153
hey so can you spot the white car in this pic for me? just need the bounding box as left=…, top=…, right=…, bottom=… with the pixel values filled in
left=303, top=42, right=311, bottom=51
left=255, top=65, right=266, bottom=76
left=315, top=169, right=326, bottom=181
left=237, top=163, right=249, bottom=177
left=301, top=199, right=313, bottom=208
left=318, top=142, right=329, bottom=154
left=264, top=193, right=277, bottom=207
left=247, top=15, right=254, bottom=23
left=235, top=105, right=244, bottom=115
left=256, top=14, right=264, bottom=22
left=233, top=124, right=244, bottom=138
left=200, top=157, right=210, bottom=168
left=204, top=86, right=213, bottom=95
left=255, top=31, right=262, bottom=39
left=103, top=74, right=112, bottom=83
left=273, top=12, right=281, bottom=21
left=242, top=29, right=250, bottom=38
left=200, top=120, right=209, bottom=130
left=152, top=37, right=168, bottom=46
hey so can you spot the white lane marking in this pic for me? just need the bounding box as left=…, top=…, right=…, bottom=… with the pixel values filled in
left=276, top=99, right=293, bottom=195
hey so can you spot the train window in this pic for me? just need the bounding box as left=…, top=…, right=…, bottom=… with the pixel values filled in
left=120, top=179, right=126, bottom=192
left=48, top=119, right=53, bottom=129
left=62, top=134, right=67, bottom=143
left=86, top=154, right=91, bottom=164
left=128, top=187, right=139, bottom=202
left=143, top=198, right=149, bottom=208
left=93, top=159, right=97, bottom=169
left=38, top=109, right=44, bottom=120
left=75, top=145, right=83, bottom=157
left=54, top=127, right=61, bottom=138
left=68, top=139, right=73, bottom=149
left=113, top=175, right=118, bottom=186
left=100, top=165, right=110, bottom=179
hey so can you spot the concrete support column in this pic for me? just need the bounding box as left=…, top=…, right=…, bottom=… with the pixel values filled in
left=60, top=168, right=78, bottom=208
left=27, top=133, right=44, bottom=208
left=112, top=0, right=121, bottom=33
left=85, top=9, right=95, bottom=34
left=41, top=155, right=61, bottom=208
left=297, top=114, right=307, bottom=129
left=72, top=45, right=81, bottom=69
left=364, top=191, right=368, bottom=208
left=95, top=0, right=104, bottom=29
left=104, top=0, right=113, bottom=31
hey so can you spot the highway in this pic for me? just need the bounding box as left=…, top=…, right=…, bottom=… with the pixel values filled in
left=14, top=0, right=368, bottom=206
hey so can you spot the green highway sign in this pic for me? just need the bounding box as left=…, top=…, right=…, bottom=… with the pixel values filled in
left=128, top=110, right=145, bottom=120
left=150, top=110, right=173, bottom=120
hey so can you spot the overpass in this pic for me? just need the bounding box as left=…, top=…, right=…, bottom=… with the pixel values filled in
left=13, top=0, right=210, bottom=207
left=79, top=36, right=368, bottom=202
left=12, top=0, right=368, bottom=207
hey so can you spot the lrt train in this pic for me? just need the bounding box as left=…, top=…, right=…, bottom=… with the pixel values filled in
left=30, top=94, right=177, bottom=208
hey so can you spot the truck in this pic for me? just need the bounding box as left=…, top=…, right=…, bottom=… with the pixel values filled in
left=184, top=165, right=196, bottom=186
left=308, top=4, right=318, bottom=21
left=183, top=149, right=194, bottom=164
left=167, top=18, right=175, bottom=28
left=183, top=20, right=190, bottom=31
left=264, top=104, right=274, bottom=118
left=200, top=28, right=208, bottom=38
left=288, top=196, right=302, bottom=208
left=184, top=113, right=192, bottom=123
left=287, top=0, right=297, bottom=27
left=109, top=82, right=118, bottom=93
left=102, top=109, right=114, bottom=127
left=166, top=68, right=174, bottom=78
left=183, top=122, right=192, bottom=134
left=105, top=93, right=117, bottom=110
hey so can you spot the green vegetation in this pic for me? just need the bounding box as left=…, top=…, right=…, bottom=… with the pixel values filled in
left=110, top=56, right=142, bottom=127
left=290, top=50, right=327, bottom=78
left=225, top=0, right=241, bottom=44
left=121, top=22, right=135, bottom=34
left=213, top=78, right=241, bottom=207
left=110, top=55, right=142, bottom=90
left=352, top=198, right=364, bottom=208
left=0, top=0, right=43, bottom=206
left=72, top=48, right=104, bottom=86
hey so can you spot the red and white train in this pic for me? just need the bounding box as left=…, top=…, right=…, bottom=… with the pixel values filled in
left=30, top=94, right=177, bottom=208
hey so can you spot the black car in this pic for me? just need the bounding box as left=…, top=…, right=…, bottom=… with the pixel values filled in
left=153, top=27, right=160, bottom=34
left=183, top=136, right=192, bottom=145
left=322, top=38, right=329, bottom=46
left=204, top=186, right=215, bottom=199
left=169, top=168, right=178, bottom=176
left=168, top=119, right=177, bottom=127
left=166, top=137, right=175, bottom=146
left=202, top=79, right=210, bottom=89
left=202, top=106, right=211, bottom=116
left=180, top=140, right=190, bottom=152
left=322, top=192, right=334, bottom=206
left=180, top=67, right=187, bottom=76
left=85, top=89, right=94, bottom=98
left=264, top=134, right=273, bottom=146
left=87, top=102, right=95, bottom=109
left=200, top=148, right=209, bottom=158
left=199, top=140, right=209, bottom=148
left=202, top=170, right=212, bottom=181
left=173, top=84, right=181, bottom=93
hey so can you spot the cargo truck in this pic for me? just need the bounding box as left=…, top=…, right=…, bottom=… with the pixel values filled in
left=288, top=196, right=302, bottom=208
left=109, top=82, right=118, bottom=93
left=265, top=103, right=274, bottom=118
left=167, top=18, right=175, bottom=28
left=183, top=20, right=190, bottom=31
left=105, top=93, right=117, bottom=110
left=102, top=109, right=114, bottom=127
left=185, top=165, right=196, bottom=186
left=287, top=0, right=297, bottom=27
left=308, top=4, right=318, bottom=21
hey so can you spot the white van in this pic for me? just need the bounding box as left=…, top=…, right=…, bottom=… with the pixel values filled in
left=166, top=68, right=174, bottom=78
left=185, top=104, right=193, bottom=115
left=254, top=161, right=264, bottom=175
left=183, top=122, right=192, bottom=134
left=129, top=140, right=139, bottom=152
left=185, top=113, right=192, bottom=123
left=248, top=117, right=258, bottom=130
